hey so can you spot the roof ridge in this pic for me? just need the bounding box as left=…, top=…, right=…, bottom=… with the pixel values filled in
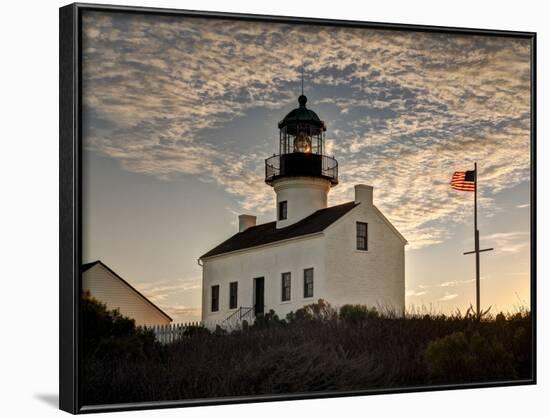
left=200, top=201, right=358, bottom=259
left=81, top=260, right=173, bottom=322
left=82, top=260, right=101, bottom=272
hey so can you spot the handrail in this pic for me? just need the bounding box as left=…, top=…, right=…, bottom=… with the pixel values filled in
left=224, top=306, right=254, bottom=322
left=265, top=153, right=338, bottom=185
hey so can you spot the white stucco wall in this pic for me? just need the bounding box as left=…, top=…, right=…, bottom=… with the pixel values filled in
left=323, top=202, right=406, bottom=315
left=273, top=177, right=330, bottom=228
left=82, top=263, right=172, bottom=326
left=201, top=234, right=327, bottom=324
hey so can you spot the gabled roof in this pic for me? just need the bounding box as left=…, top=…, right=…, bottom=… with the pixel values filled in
left=372, top=206, right=408, bottom=245
left=200, top=201, right=358, bottom=259
left=81, top=260, right=173, bottom=322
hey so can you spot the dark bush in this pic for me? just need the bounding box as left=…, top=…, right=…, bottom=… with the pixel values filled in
left=234, top=342, right=386, bottom=393
left=424, top=330, right=515, bottom=382
left=181, top=323, right=210, bottom=337
left=81, top=299, right=532, bottom=405
left=495, top=312, right=507, bottom=322
left=81, top=291, right=157, bottom=360
left=252, top=309, right=285, bottom=329
left=339, top=304, right=379, bottom=324
left=286, top=299, right=337, bottom=323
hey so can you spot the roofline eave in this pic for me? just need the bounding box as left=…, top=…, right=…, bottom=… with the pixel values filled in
left=199, top=231, right=325, bottom=261
left=83, top=261, right=173, bottom=322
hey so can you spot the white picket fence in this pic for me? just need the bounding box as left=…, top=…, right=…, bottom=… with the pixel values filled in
left=144, top=307, right=257, bottom=344
left=146, top=320, right=241, bottom=344
left=144, top=322, right=205, bottom=344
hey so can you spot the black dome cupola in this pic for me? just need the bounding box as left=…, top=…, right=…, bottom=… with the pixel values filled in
left=277, top=94, right=326, bottom=153
left=265, top=93, right=338, bottom=186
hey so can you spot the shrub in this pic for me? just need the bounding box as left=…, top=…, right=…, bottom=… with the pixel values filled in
left=424, top=330, right=515, bottom=382
left=252, top=309, right=285, bottom=329
left=81, top=291, right=158, bottom=360
left=81, top=299, right=532, bottom=404
left=181, top=324, right=210, bottom=338
left=286, top=299, right=337, bottom=323
left=213, top=324, right=228, bottom=336
left=495, top=312, right=507, bottom=322
left=234, top=341, right=386, bottom=393
left=339, top=304, right=379, bottom=324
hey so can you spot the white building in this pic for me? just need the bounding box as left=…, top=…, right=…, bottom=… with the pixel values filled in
left=200, top=93, right=406, bottom=325
left=82, top=260, right=172, bottom=326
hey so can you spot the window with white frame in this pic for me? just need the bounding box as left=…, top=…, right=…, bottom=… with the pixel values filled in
left=211, top=285, right=219, bottom=312
left=281, top=272, right=291, bottom=302
left=356, top=221, right=368, bottom=251
left=229, top=281, right=238, bottom=309
left=303, top=268, right=314, bottom=298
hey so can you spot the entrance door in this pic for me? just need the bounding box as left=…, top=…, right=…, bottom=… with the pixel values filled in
left=253, top=277, right=265, bottom=316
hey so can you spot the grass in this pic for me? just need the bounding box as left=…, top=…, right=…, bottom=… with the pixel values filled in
left=80, top=298, right=533, bottom=406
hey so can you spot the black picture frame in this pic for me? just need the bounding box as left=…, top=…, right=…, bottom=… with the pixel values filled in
left=59, top=3, right=537, bottom=414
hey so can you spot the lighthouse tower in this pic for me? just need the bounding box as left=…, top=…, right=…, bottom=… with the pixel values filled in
left=265, top=94, right=338, bottom=228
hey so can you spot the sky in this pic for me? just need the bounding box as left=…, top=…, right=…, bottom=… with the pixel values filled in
left=81, top=11, right=532, bottom=322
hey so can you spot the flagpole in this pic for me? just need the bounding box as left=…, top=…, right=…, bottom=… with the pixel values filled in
left=457, top=163, right=492, bottom=318
left=474, top=162, right=480, bottom=319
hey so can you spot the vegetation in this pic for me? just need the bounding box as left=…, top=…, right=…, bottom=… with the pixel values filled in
left=81, top=291, right=158, bottom=360
left=81, top=297, right=532, bottom=405
left=339, top=304, right=380, bottom=325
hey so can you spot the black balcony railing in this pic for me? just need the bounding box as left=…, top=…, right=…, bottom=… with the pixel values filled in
left=265, top=153, right=338, bottom=185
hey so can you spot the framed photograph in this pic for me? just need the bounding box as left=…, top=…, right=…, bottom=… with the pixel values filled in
left=59, top=3, right=536, bottom=414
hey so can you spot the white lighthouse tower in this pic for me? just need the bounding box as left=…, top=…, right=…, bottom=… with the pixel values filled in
left=265, top=93, right=338, bottom=228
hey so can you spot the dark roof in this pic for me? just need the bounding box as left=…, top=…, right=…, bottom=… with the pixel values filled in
left=81, top=260, right=173, bottom=322
left=278, top=95, right=326, bottom=131
left=82, top=260, right=100, bottom=272
left=200, top=201, right=358, bottom=259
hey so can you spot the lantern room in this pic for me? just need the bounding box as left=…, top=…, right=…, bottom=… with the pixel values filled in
left=265, top=94, right=338, bottom=186
left=278, top=94, right=326, bottom=155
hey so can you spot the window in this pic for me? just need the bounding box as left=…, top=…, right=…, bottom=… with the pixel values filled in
left=278, top=200, right=287, bottom=220
left=356, top=222, right=368, bottom=251
left=254, top=277, right=265, bottom=316
left=211, top=285, right=219, bottom=312
left=303, top=268, right=314, bottom=298
left=281, top=272, right=291, bottom=302
left=229, top=282, right=238, bottom=309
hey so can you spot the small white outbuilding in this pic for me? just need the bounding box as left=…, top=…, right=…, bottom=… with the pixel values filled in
left=82, top=260, right=172, bottom=326
left=199, top=93, right=406, bottom=325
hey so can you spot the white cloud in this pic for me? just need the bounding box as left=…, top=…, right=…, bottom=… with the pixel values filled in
left=483, top=231, right=529, bottom=254
left=440, top=278, right=475, bottom=288
left=406, top=289, right=428, bottom=297
left=439, top=292, right=459, bottom=302
left=158, top=304, right=202, bottom=323
left=136, top=277, right=201, bottom=302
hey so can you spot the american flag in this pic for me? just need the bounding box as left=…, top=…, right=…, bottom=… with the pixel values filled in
left=451, top=170, right=476, bottom=192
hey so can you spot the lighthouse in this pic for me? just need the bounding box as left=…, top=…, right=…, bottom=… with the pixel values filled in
left=199, top=88, right=407, bottom=327
left=265, top=94, right=338, bottom=228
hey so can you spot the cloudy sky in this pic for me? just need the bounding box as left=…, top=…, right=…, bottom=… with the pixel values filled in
left=81, top=11, right=532, bottom=322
